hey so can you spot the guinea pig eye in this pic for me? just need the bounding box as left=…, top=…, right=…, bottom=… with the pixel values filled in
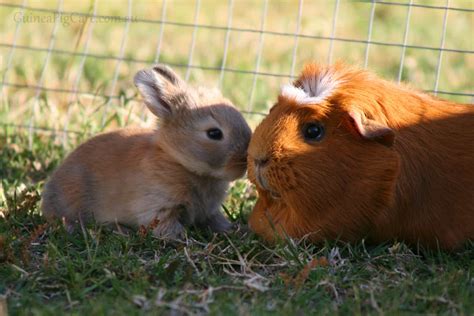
left=206, top=128, right=223, bottom=140
left=302, top=123, right=325, bottom=142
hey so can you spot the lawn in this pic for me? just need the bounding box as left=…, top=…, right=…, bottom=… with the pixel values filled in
left=1, top=1, right=472, bottom=135
left=1, top=131, right=474, bottom=315
left=1, top=0, right=473, bottom=315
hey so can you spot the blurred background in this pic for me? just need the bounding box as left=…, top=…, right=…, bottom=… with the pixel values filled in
left=0, top=0, right=472, bottom=145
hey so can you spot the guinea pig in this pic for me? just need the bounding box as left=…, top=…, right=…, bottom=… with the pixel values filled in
left=247, top=62, right=474, bottom=250
left=42, top=64, right=251, bottom=238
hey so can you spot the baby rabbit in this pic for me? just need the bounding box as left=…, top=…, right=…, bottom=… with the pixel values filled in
left=42, top=64, right=251, bottom=238
left=248, top=62, right=474, bottom=250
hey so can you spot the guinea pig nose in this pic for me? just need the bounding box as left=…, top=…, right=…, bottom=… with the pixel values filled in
left=254, top=158, right=269, bottom=167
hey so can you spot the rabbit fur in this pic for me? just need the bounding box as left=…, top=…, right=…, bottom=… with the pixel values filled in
left=42, top=64, right=251, bottom=238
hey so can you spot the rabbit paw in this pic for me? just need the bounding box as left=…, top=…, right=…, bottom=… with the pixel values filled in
left=152, top=219, right=185, bottom=239
left=206, top=212, right=233, bottom=233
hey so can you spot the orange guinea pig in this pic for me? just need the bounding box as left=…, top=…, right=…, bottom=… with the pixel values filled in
left=247, top=63, right=474, bottom=250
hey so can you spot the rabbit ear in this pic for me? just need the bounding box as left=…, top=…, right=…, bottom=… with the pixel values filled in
left=345, top=110, right=395, bottom=147
left=134, top=64, right=186, bottom=119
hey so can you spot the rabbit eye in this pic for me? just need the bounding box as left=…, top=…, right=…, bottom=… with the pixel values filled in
left=302, top=123, right=324, bottom=142
left=207, top=128, right=223, bottom=140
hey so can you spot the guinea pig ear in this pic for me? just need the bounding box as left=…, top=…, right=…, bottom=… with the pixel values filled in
left=134, top=64, right=186, bottom=119
left=345, top=110, right=395, bottom=147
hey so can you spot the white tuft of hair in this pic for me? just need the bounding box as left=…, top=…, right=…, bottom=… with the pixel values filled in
left=280, top=72, right=339, bottom=105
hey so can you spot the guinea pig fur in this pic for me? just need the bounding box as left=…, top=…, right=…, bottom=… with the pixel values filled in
left=247, top=63, right=474, bottom=250
left=41, top=64, right=251, bottom=238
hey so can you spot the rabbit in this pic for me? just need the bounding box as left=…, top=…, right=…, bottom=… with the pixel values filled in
left=247, top=62, right=474, bottom=250
left=41, top=64, right=251, bottom=238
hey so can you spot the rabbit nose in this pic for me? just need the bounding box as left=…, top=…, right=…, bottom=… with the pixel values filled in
left=254, top=158, right=269, bottom=168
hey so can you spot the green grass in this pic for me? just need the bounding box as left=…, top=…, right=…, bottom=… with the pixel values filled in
left=1, top=1, right=472, bottom=135
left=1, top=131, right=474, bottom=315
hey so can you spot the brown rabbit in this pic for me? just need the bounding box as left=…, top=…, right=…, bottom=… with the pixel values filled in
left=42, top=64, right=251, bottom=238
left=248, top=62, right=474, bottom=250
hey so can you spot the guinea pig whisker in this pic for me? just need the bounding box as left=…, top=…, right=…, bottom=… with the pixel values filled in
left=227, top=161, right=248, bottom=167
left=270, top=191, right=281, bottom=200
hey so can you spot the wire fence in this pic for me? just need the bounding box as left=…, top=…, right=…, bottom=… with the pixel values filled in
left=0, top=0, right=472, bottom=144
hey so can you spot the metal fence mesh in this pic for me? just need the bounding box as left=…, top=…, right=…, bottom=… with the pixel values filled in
left=0, top=0, right=472, bottom=145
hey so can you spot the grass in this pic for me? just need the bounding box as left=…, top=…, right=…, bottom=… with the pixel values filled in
left=1, top=1, right=473, bottom=135
left=1, top=130, right=474, bottom=315
left=1, top=1, right=473, bottom=314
